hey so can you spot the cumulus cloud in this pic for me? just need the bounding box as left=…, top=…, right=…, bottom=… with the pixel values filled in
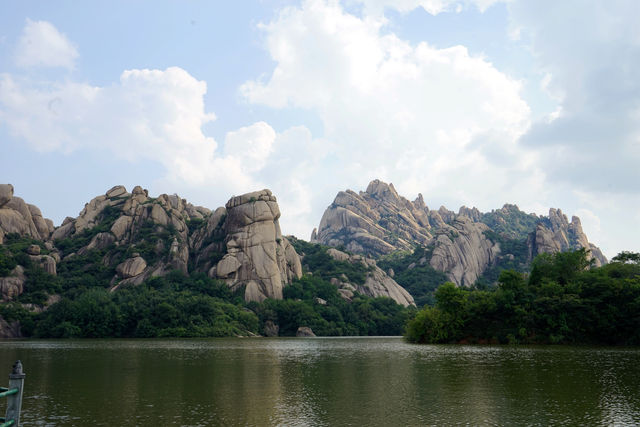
left=354, top=0, right=505, bottom=15
left=15, top=19, right=78, bottom=69
left=510, top=0, right=640, bottom=195
left=0, top=64, right=279, bottom=200
left=242, top=0, right=534, bottom=218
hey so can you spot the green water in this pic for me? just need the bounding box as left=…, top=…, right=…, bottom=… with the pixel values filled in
left=0, top=337, right=638, bottom=426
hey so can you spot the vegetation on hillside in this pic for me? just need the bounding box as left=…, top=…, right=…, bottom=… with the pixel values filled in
left=1, top=234, right=414, bottom=338
left=377, top=246, right=449, bottom=307
left=405, top=249, right=640, bottom=345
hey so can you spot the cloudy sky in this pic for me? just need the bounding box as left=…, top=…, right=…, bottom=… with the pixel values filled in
left=1, top=0, right=639, bottom=258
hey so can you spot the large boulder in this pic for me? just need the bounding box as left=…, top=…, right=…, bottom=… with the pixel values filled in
left=209, top=190, right=302, bottom=302
left=0, top=185, right=53, bottom=241
left=0, top=184, right=14, bottom=208
left=0, top=266, right=26, bottom=301
left=296, top=326, right=316, bottom=337
left=116, top=256, right=147, bottom=279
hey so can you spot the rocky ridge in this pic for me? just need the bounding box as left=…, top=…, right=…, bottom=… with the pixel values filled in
left=323, top=248, right=415, bottom=307
left=1, top=183, right=416, bottom=308
left=313, top=180, right=607, bottom=286
left=49, top=185, right=302, bottom=302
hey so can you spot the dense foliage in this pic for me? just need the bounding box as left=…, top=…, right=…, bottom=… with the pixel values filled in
left=1, top=233, right=413, bottom=338
left=475, top=230, right=530, bottom=287
left=406, top=249, right=640, bottom=345
left=378, top=246, right=449, bottom=306
left=253, top=275, right=415, bottom=336
left=32, top=272, right=258, bottom=338
left=480, top=205, right=540, bottom=240
left=289, top=237, right=371, bottom=285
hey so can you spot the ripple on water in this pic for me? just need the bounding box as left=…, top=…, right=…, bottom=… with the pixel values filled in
left=0, top=338, right=639, bottom=425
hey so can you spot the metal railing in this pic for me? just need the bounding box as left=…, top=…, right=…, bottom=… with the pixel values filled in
left=0, top=361, right=25, bottom=427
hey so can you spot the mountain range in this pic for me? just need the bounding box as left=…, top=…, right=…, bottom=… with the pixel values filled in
left=0, top=180, right=606, bottom=336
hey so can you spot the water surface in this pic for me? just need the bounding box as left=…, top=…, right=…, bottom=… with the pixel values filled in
left=0, top=337, right=638, bottom=426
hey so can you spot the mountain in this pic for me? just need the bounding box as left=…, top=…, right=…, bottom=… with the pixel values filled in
left=0, top=184, right=411, bottom=306
left=312, top=179, right=607, bottom=286
left=1, top=184, right=420, bottom=338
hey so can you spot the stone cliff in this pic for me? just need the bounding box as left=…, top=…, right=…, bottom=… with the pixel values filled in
left=205, top=190, right=302, bottom=302
left=50, top=185, right=302, bottom=301
left=313, top=180, right=433, bottom=256
left=314, top=180, right=607, bottom=286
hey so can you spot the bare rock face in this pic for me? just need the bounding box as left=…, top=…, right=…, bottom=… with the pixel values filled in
left=0, top=184, right=54, bottom=240
left=209, top=190, right=302, bottom=302
left=48, top=185, right=302, bottom=301
left=314, top=179, right=607, bottom=288
left=429, top=217, right=500, bottom=286
left=29, top=255, right=57, bottom=276
left=313, top=180, right=433, bottom=257
left=528, top=209, right=607, bottom=266
left=53, top=185, right=210, bottom=285
left=296, top=326, right=316, bottom=337
left=116, top=256, right=147, bottom=279
left=0, top=266, right=26, bottom=301
left=325, top=248, right=415, bottom=306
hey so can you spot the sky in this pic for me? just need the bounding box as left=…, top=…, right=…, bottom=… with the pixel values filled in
left=1, top=0, right=639, bottom=259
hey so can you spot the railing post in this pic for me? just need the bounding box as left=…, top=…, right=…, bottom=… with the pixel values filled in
left=5, top=360, right=25, bottom=426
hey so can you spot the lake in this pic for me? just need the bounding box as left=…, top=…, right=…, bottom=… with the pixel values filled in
left=0, top=337, right=638, bottom=426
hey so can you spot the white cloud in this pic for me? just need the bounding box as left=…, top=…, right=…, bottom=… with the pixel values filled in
left=353, top=0, right=506, bottom=16
left=0, top=65, right=279, bottom=202
left=242, top=0, right=534, bottom=228
left=510, top=0, right=640, bottom=195
left=15, top=19, right=78, bottom=69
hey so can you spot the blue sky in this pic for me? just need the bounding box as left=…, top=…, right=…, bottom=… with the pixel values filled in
left=1, top=0, right=639, bottom=258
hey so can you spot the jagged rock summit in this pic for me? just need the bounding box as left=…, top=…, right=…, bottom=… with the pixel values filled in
left=313, top=180, right=607, bottom=286
left=51, top=185, right=302, bottom=302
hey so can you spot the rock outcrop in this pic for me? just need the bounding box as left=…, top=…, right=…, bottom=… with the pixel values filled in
left=314, top=180, right=607, bottom=286
left=206, top=190, right=302, bottom=302
left=528, top=209, right=607, bottom=267
left=296, top=326, right=316, bottom=337
left=46, top=185, right=302, bottom=302
left=0, top=266, right=26, bottom=302
left=53, top=185, right=210, bottom=286
left=429, top=217, right=500, bottom=287
left=324, top=248, right=415, bottom=306
left=312, top=180, right=433, bottom=256
left=0, top=184, right=54, bottom=241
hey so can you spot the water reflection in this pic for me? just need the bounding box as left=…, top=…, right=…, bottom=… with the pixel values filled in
left=0, top=338, right=638, bottom=425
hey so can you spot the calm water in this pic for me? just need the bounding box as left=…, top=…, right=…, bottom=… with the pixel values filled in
left=0, top=337, right=638, bottom=426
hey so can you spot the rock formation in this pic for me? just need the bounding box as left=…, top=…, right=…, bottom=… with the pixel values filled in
left=45, top=185, right=302, bottom=302
left=205, top=190, right=302, bottom=302
left=313, top=180, right=433, bottom=256
left=528, top=209, right=607, bottom=267
left=324, top=248, right=415, bottom=306
left=52, top=185, right=208, bottom=285
left=314, top=180, right=607, bottom=286
left=0, top=184, right=54, bottom=241
left=429, top=217, right=500, bottom=287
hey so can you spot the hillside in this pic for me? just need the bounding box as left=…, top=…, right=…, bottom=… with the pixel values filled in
left=0, top=184, right=414, bottom=338
left=312, top=180, right=607, bottom=287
